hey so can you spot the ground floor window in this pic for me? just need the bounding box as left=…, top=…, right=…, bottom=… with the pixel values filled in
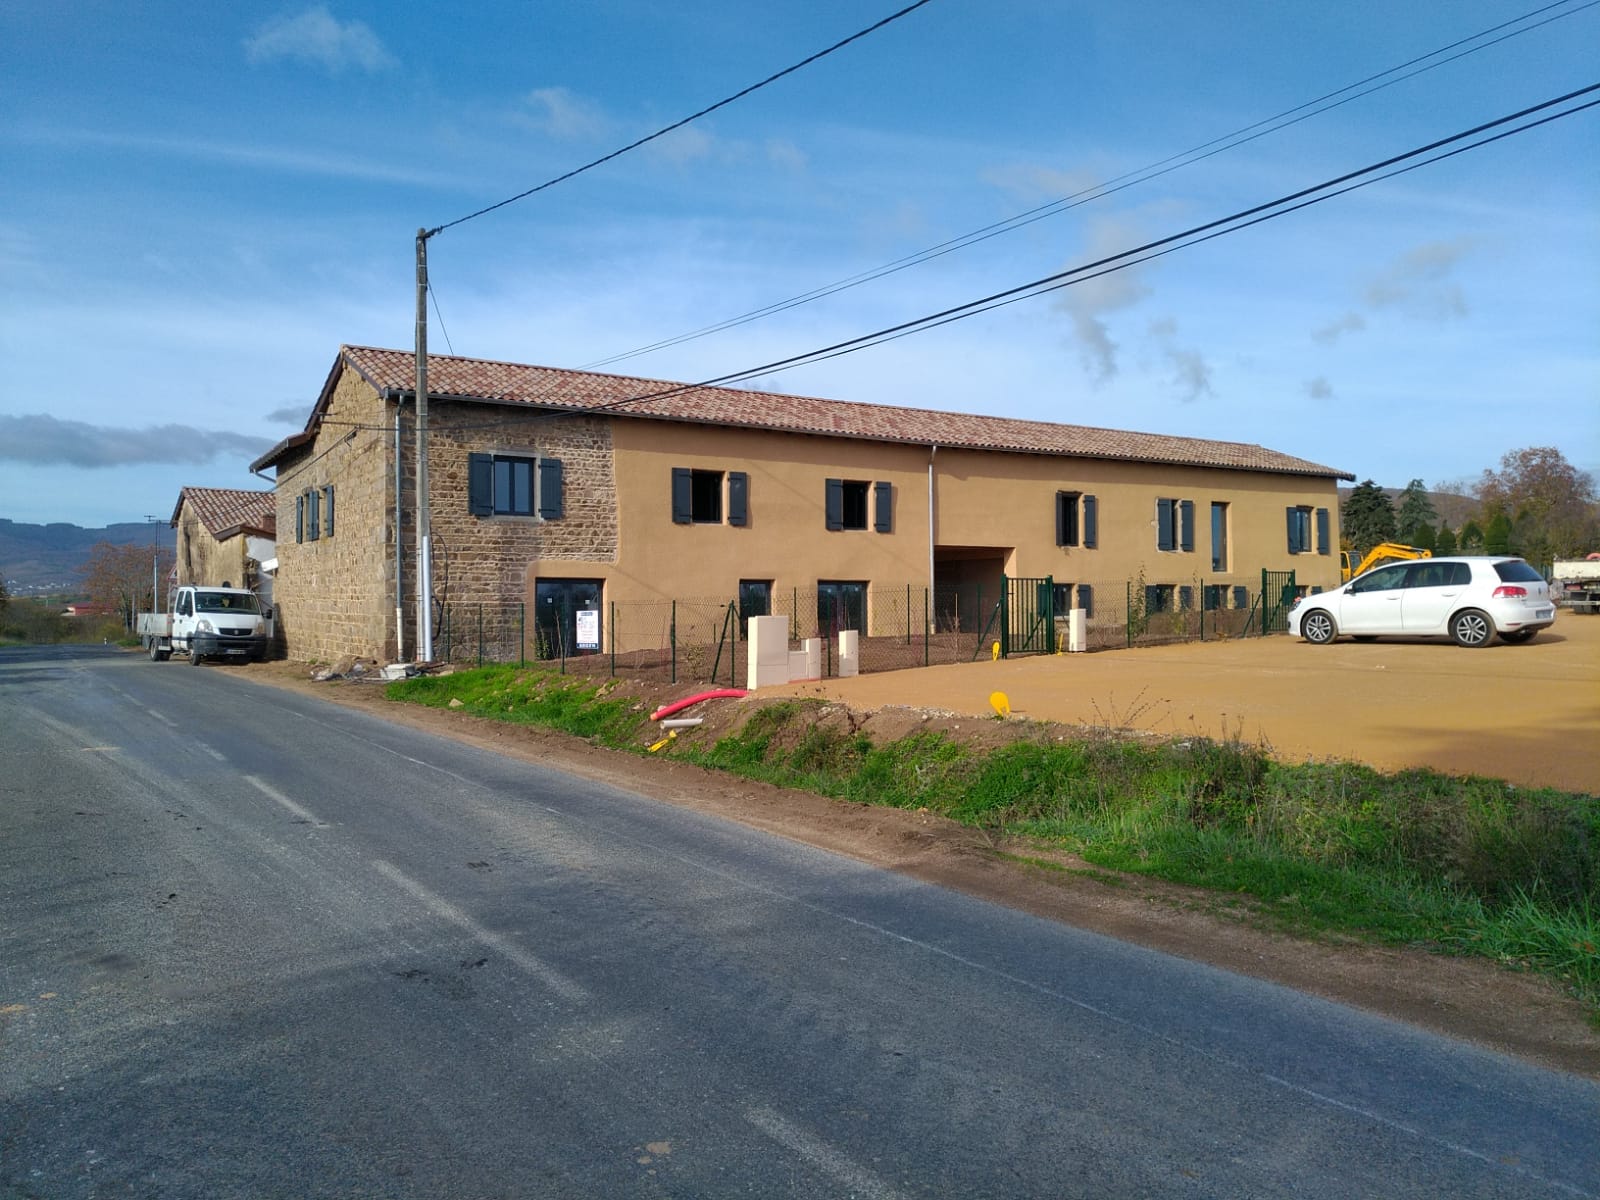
left=739, top=580, right=772, bottom=631
left=534, top=578, right=603, bottom=658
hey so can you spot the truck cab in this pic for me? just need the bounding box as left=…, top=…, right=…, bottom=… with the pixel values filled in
left=137, top=586, right=273, bottom=664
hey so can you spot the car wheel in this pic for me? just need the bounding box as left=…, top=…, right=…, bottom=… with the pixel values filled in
left=1449, top=609, right=1494, bottom=648
left=1499, top=628, right=1536, bottom=644
left=1301, top=610, right=1337, bottom=644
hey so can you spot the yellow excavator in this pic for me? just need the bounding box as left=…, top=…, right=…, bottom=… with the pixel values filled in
left=1340, top=542, right=1433, bottom=582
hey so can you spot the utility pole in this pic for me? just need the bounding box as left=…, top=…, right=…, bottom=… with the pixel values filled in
left=414, top=229, right=434, bottom=662
left=145, top=514, right=162, bottom=615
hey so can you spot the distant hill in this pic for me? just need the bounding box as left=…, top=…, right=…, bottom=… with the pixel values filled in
left=0, top=518, right=175, bottom=596
left=1335, top=486, right=1478, bottom=532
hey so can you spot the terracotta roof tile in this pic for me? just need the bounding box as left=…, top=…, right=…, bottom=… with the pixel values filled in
left=338, top=345, right=1351, bottom=480
left=173, top=487, right=277, bottom=538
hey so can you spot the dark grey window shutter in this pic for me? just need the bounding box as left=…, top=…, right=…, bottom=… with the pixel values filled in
left=825, top=478, right=844, bottom=531
left=873, top=481, right=892, bottom=533
left=307, top=490, right=319, bottom=541
left=1055, top=492, right=1067, bottom=546
left=1234, top=585, right=1249, bottom=609
left=295, top=494, right=304, bottom=544
left=1083, top=494, right=1097, bottom=548
left=728, top=471, right=748, bottom=527
left=1078, top=583, right=1094, bottom=617
left=469, top=453, right=494, bottom=516
left=671, top=467, right=692, bottom=524
left=1286, top=507, right=1300, bottom=553
left=1157, top=498, right=1175, bottom=551
left=322, top=485, right=334, bottom=537
left=538, top=458, right=564, bottom=519
left=1179, top=500, right=1195, bottom=552
left=1315, top=507, right=1330, bottom=555
left=1179, top=585, right=1194, bottom=610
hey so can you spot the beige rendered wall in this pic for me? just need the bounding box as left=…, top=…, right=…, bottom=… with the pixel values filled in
left=526, top=420, right=1343, bottom=648
left=269, top=369, right=395, bottom=662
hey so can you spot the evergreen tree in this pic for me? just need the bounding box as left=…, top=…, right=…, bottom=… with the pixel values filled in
left=1411, top=522, right=1437, bottom=552
left=1341, top=480, right=1398, bottom=555
left=1435, top=525, right=1458, bottom=555
left=1395, top=478, right=1437, bottom=542
left=1485, top=512, right=1512, bottom=555
left=1459, top=519, right=1484, bottom=551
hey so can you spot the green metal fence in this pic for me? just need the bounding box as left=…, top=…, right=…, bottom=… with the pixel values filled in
left=429, top=571, right=1300, bottom=680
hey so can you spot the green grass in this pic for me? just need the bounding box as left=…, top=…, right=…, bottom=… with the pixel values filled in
left=387, top=667, right=1600, bottom=1016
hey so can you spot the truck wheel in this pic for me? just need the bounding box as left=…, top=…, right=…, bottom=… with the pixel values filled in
left=148, top=639, right=161, bottom=661
left=189, top=646, right=203, bottom=666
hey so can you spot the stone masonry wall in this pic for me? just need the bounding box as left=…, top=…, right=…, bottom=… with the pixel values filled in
left=270, top=369, right=395, bottom=663
left=175, top=510, right=249, bottom=590
left=411, top=403, right=617, bottom=658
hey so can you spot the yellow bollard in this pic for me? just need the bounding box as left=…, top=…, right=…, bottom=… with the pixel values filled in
left=989, top=691, right=1011, bottom=718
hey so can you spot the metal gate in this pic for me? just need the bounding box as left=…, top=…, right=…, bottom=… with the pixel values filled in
left=1260, top=569, right=1297, bottom=633
left=1000, top=575, right=1056, bottom=655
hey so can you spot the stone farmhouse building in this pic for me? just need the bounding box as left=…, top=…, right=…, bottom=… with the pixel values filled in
left=170, top=486, right=277, bottom=607
left=251, top=345, right=1351, bottom=664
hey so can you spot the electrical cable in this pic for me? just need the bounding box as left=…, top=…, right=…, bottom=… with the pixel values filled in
left=581, top=0, right=1598, bottom=370
left=424, top=0, right=938, bottom=238
left=428, top=283, right=456, bottom=356
left=295, top=83, right=1598, bottom=447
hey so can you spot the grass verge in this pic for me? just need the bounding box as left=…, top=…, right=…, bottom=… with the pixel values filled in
left=387, top=667, right=1600, bottom=1018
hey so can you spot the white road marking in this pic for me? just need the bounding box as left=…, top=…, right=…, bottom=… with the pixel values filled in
left=243, top=775, right=323, bottom=826
left=370, top=859, right=589, bottom=1004
left=197, top=743, right=227, bottom=761
left=745, top=1106, right=907, bottom=1200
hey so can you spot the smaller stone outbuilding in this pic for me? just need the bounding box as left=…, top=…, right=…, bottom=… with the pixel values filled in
left=170, top=487, right=277, bottom=607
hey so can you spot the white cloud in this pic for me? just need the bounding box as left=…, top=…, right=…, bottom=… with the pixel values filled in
left=647, top=123, right=717, bottom=166
left=0, top=414, right=274, bottom=467
left=245, top=7, right=397, bottom=74
left=1052, top=216, right=1151, bottom=382
left=1363, top=238, right=1475, bottom=319
left=519, top=87, right=610, bottom=141
left=1313, top=312, right=1365, bottom=344
left=1304, top=377, right=1334, bottom=400
left=766, top=139, right=808, bottom=173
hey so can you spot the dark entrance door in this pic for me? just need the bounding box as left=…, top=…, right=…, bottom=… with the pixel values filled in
left=817, top=581, right=866, bottom=638
left=534, top=578, right=604, bottom=659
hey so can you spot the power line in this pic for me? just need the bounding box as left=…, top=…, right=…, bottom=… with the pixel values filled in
left=581, top=0, right=1599, bottom=370
left=424, top=0, right=939, bottom=239
left=319, top=82, right=1597, bottom=447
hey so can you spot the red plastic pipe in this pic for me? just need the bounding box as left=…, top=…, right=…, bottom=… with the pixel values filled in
left=649, top=689, right=747, bottom=721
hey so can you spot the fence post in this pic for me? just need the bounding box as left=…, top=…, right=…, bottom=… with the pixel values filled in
left=519, top=603, right=525, bottom=667
left=477, top=604, right=484, bottom=667
left=905, top=583, right=911, bottom=644
left=670, top=599, right=677, bottom=684
left=1126, top=580, right=1132, bottom=648
left=610, top=600, right=616, bottom=677
left=924, top=587, right=930, bottom=667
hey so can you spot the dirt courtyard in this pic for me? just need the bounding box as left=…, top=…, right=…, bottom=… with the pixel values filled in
left=773, top=614, right=1600, bottom=794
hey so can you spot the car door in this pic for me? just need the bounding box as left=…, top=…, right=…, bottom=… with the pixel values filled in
left=1399, top=561, right=1468, bottom=633
left=1337, top=563, right=1410, bottom=634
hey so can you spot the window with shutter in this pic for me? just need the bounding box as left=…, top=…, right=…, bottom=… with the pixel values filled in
left=1083, top=494, right=1097, bottom=548
left=1157, top=498, right=1176, bottom=551
left=538, top=458, right=564, bottom=520
left=728, top=472, right=748, bottom=527
left=1179, top=500, right=1195, bottom=552
left=322, top=485, right=334, bottom=538
left=873, top=481, right=892, bottom=533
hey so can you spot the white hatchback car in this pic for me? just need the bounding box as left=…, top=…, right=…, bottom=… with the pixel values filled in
left=1288, top=556, right=1556, bottom=647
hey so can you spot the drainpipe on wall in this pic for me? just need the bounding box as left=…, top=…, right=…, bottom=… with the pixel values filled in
left=928, top=444, right=938, bottom=599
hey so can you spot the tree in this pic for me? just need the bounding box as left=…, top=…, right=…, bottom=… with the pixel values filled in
left=1410, top=522, right=1437, bottom=552
left=1474, top=446, right=1599, bottom=558
left=0, top=569, right=9, bottom=621
left=1395, top=479, right=1437, bottom=542
left=1341, top=480, right=1397, bottom=555
left=1485, top=512, right=1512, bottom=555
left=1459, top=519, right=1484, bottom=551
left=1435, top=524, right=1458, bottom=555
left=79, top=542, right=168, bottom=631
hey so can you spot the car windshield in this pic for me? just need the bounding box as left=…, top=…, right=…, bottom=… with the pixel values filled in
left=195, top=592, right=261, bottom=614
left=1493, top=560, right=1544, bottom=583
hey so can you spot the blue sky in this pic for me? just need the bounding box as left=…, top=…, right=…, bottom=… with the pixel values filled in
left=3, top=0, right=1596, bottom=528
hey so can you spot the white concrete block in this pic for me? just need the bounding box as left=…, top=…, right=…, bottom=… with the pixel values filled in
left=838, top=629, right=859, bottom=677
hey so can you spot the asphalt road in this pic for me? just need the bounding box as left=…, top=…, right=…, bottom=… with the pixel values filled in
left=2, top=644, right=1596, bottom=1199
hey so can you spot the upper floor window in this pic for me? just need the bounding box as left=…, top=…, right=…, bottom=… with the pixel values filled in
left=1055, top=491, right=1098, bottom=548
left=826, top=479, right=892, bottom=532
left=469, top=453, right=564, bottom=519
left=1287, top=505, right=1330, bottom=555
left=672, top=467, right=748, bottom=526
left=1157, top=498, right=1195, bottom=552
